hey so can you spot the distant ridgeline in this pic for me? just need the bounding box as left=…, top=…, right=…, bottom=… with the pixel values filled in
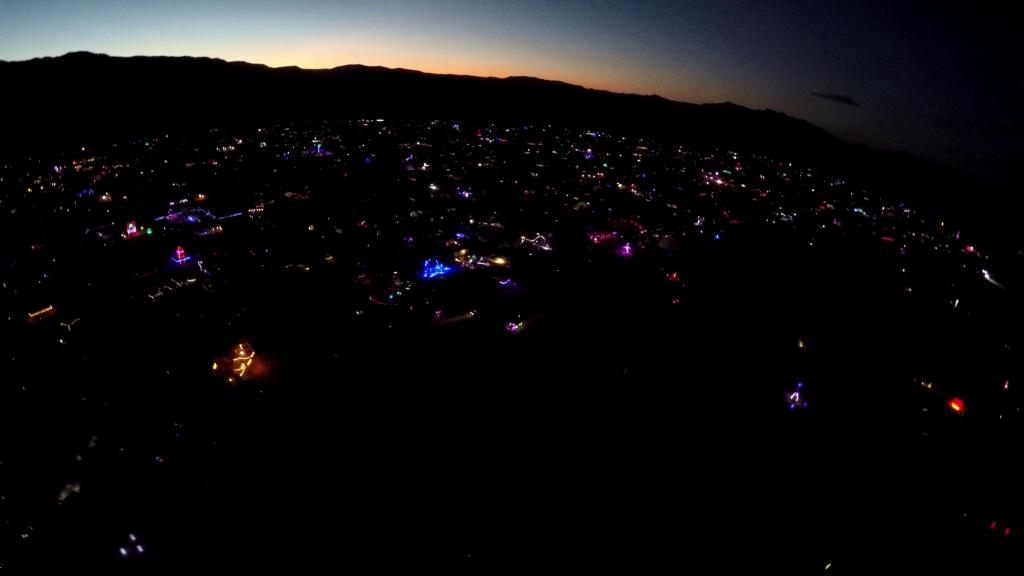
left=1, top=51, right=962, bottom=229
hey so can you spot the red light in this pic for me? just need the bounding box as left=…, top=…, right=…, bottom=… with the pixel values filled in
left=965, top=245, right=975, bottom=254
left=949, top=398, right=964, bottom=413
left=990, top=521, right=998, bottom=530
left=881, top=235, right=895, bottom=242
left=1005, top=527, right=1012, bottom=537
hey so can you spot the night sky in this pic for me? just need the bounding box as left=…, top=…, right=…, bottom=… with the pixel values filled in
left=1, top=0, right=1020, bottom=182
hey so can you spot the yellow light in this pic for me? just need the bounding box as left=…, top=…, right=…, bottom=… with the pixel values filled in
left=212, top=362, right=218, bottom=371
left=492, top=257, right=507, bottom=265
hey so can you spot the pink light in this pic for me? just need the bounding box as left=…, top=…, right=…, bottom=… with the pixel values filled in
left=1005, top=527, right=1012, bottom=537
left=620, top=243, right=632, bottom=256
left=589, top=231, right=617, bottom=244
left=965, top=245, right=975, bottom=254
left=172, top=246, right=191, bottom=264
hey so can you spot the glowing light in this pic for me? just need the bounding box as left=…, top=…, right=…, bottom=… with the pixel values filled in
left=881, top=236, right=895, bottom=242
left=146, top=227, right=153, bottom=235
left=27, top=304, right=56, bottom=319
left=949, top=398, right=964, bottom=413
left=506, top=321, right=524, bottom=333
left=797, top=338, right=805, bottom=349
left=620, top=243, right=632, bottom=256
left=421, top=259, right=453, bottom=279
left=666, top=272, right=680, bottom=282
left=1005, top=527, right=1012, bottom=537
left=172, top=246, right=191, bottom=264
left=787, top=382, right=808, bottom=409
left=212, top=362, right=218, bottom=371
left=119, top=547, right=128, bottom=557
left=229, top=343, right=256, bottom=379
left=126, top=221, right=138, bottom=236
left=491, top=257, right=507, bottom=265
left=965, top=245, right=975, bottom=254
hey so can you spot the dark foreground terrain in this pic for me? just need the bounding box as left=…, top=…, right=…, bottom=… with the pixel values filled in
left=2, top=121, right=1021, bottom=572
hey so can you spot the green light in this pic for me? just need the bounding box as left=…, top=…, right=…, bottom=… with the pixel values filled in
left=146, top=227, right=153, bottom=235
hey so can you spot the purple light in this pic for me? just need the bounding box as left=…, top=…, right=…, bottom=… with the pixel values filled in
left=620, top=243, right=632, bottom=256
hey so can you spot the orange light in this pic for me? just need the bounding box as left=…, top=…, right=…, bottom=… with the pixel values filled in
left=949, top=398, right=964, bottom=413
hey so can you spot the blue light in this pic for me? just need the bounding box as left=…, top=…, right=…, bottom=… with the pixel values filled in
left=421, top=259, right=453, bottom=279
left=455, top=232, right=466, bottom=239
left=713, top=233, right=721, bottom=241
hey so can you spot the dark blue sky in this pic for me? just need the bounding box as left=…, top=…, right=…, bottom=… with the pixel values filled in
left=1, top=0, right=1019, bottom=180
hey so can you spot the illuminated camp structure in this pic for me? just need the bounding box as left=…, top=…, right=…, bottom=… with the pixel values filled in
left=171, top=245, right=191, bottom=264
left=421, top=258, right=452, bottom=279
left=232, top=342, right=256, bottom=377
left=211, top=341, right=259, bottom=382
left=27, top=304, right=57, bottom=322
